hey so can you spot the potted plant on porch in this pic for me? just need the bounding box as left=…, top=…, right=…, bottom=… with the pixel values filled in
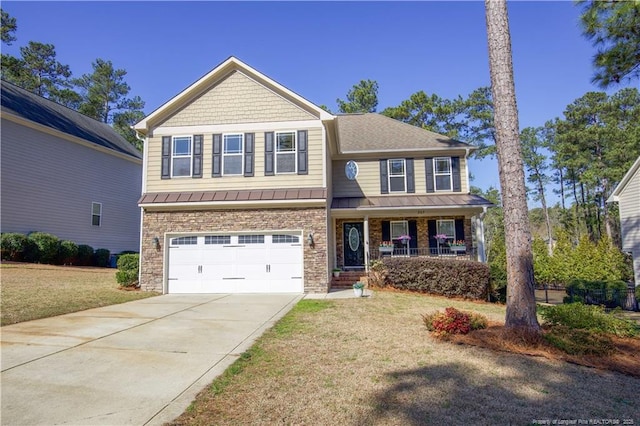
left=353, top=282, right=365, bottom=297
left=332, top=268, right=341, bottom=278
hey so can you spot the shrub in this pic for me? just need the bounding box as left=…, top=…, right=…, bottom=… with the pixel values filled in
left=538, top=303, right=639, bottom=338
left=59, top=240, right=79, bottom=265
left=76, top=244, right=94, bottom=266
left=422, top=307, right=488, bottom=338
left=116, top=254, right=139, bottom=287
left=543, top=325, right=615, bottom=356
left=93, top=248, right=111, bottom=267
left=379, top=257, right=489, bottom=299
left=564, top=279, right=630, bottom=308
left=1, top=233, right=38, bottom=262
left=28, top=232, right=60, bottom=264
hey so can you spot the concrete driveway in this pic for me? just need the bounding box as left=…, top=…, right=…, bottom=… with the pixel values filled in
left=1, top=293, right=301, bottom=425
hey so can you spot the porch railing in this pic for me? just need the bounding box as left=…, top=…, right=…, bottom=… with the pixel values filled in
left=376, top=247, right=478, bottom=261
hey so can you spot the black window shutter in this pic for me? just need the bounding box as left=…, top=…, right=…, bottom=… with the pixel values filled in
left=380, top=159, right=389, bottom=194
left=428, top=220, right=437, bottom=249
left=425, top=158, right=434, bottom=193
left=212, top=134, right=222, bottom=177
left=452, top=157, right=462, bottom=192
left=192, top=135, right=203, bottom=178
left=382, top=221, right=391, bottom=241
left=244, top=133, right=255, bottom=177
left=408, top=220, right=418, bottom=250
left=455, top=219, right=465, bottom=241
left=406, top=158, right=415, bottom=193
left=297, top=130, right=308, bottom=175
left=264, top=132, right=274, bottom=176
left=161, top=136, right=171, bottom=179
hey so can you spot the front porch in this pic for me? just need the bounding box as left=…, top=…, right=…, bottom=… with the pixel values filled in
left=333, top=216, right=485, bottom=272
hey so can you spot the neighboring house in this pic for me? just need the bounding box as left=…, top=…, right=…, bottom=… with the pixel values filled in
left=1, top=81, right=142, bottom=253
left=133, top=57, right=492, bottom=294
left=608, top=155, right=640, bottom=286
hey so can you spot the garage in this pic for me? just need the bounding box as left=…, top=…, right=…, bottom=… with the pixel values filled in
left=167, top=232, right=303, bottom=293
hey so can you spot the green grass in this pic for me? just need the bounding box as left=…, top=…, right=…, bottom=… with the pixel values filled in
left=1, top=262, right=159, bottom=325
left=271, top=299, right=334, bottom=336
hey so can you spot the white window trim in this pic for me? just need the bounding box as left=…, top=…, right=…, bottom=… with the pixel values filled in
left=91, top=202, right=102, bottom=227
left=388, top=158, right=407, bottom=193
left=433, top=157, right=453, bottom=192
left=222, top=133, right=244, bottom=176
left=436, top=219, right=456, bottom=242
left=275, top=130, right=297, bottom=174
left=390, top=220, right=409, bottom=240
left=171, top=135, right=193, bottom=178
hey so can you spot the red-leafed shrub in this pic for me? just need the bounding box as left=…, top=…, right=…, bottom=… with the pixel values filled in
left=422, top=307, right=488, bottom=338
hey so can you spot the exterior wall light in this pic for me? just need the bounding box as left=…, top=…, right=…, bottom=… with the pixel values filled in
left=152, top=236, right=160, bottom=250
left=307, top=233, right=315, bottom=247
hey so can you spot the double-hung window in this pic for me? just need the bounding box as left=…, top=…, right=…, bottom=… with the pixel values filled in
left=172, top=136, right=192, bottom=177
left=91, top=202, right=102, bottom=226
left=388, top=159, right=406, bottom=192
left=434, top=157, right=452, bottom=191
left=390, top=221, right=409, bottom=241
left=436, top=220, right=455, bottom=243
left=276, top=131, right=296, bottom=173
left=223, top=134, right=243, bottom=175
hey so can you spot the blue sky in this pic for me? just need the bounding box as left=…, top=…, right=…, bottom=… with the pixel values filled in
left=3, top=1, right=633, bottom=204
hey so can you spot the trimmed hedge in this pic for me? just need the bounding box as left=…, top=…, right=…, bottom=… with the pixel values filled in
left=28, top=232, right=60, bottom=264
left=76, top=244, right=95, bottom=266
left=377, top=257, right=490, bottom=299
left=59, top=240, right=79, bottom=265
left=116, top=254, right=139, bottom=287
left=1, top=233, right=38, bottom=262
left=93, top=248, right=111, bottom=268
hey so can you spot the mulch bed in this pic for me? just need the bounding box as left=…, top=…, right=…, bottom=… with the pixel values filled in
left=448, top=323, right=640, bottom=378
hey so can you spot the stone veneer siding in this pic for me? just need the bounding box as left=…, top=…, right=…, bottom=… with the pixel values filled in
left=141, top=207, right=328, bottom=293
left=335, top=216, right=471, bottom=268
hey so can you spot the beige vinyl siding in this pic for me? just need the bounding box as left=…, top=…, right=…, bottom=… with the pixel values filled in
left=146, top=127, right=324, bottom=192
left=162, top=71, right=316, bottom=127
left=332, top=156, right=468, bottom=197
left=0, top=119, right=141, bottom=253
left=618, top=166, right=640, bottom=285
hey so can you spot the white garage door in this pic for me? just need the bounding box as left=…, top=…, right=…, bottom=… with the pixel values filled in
left=167, top=233, right=303, bottom=293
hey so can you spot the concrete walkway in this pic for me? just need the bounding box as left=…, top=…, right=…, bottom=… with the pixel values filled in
left=1, top=293, right=301, bottom=426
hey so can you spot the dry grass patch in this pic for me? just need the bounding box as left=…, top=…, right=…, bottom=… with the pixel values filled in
left=1, top=262, right=159, bottom=325
left=170, top=291, right=640, bottom=425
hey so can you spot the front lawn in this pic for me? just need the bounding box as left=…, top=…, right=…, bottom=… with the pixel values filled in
left=171, top=292, right=640, bottom=425
left=1, top=262, right=159, bottom=326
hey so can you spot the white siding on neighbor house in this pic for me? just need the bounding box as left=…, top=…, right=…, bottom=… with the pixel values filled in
left=618, top=165, right=640, bottom=284
left=0, top=119, right=142, bottom=253
left=145, top=127, right=325, bottom=192
left=332, top=156, right=469, bottom=198
left=161, top=71, right=316, bottom=127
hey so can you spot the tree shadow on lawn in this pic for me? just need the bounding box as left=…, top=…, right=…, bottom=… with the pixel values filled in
left=360, top=351, right=640, bottom=425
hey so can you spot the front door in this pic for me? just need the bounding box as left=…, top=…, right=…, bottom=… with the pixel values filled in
left=343, top=222, right=365, bottom=267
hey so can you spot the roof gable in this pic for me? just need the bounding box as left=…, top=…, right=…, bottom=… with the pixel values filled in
left=608, top=155, right=640, bottom=202
left=1, top=81, right=141, bottom=159
left=135, top=56, right=333, bottom=133
left=335, top=113, right=473, bottom=154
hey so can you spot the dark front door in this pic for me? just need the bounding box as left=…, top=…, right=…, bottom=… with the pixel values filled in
left=343, top=222, right=365, bottom=267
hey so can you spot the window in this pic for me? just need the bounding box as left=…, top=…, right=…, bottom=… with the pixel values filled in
left=434, top=157, right=452, bottom=191
left=172, top=136, right=192, bottom=177
left=91, top=202, right=102, bottom=226
left=390, top=221, right=409, bottom=240
left=205, top=235, right=231, bottom=245
left=171, top=236, right=197, bottom=245
left=238, top=235, right=265, bottom=244
left=223, top=134, right=243, bottom=175
left=276, top=131, right=296, bottom=173
left=272, top=234, right=300, bottom=243
left=436, top=220, right=456, bottom=243
left=388, top=159, right=406, bottom=192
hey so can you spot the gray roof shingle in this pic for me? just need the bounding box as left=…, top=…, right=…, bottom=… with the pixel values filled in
left=1, top=80, right=142, bottom=159
left=335, top=113, right=472, bottom=153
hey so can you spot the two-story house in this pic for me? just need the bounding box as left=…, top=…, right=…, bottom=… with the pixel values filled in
left=134, top=57, right=492, bottom=294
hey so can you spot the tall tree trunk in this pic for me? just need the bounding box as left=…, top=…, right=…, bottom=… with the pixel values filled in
left=558, top=168, right=566, bottom=210
left=485, top=0, right=540, bottom=332
left=536, top=177, right=553, bottom=254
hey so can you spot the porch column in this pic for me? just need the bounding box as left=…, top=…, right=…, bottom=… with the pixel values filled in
left=364, top=215, right=370, bottom=272
left=475, top=207, right=487, bottom=263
